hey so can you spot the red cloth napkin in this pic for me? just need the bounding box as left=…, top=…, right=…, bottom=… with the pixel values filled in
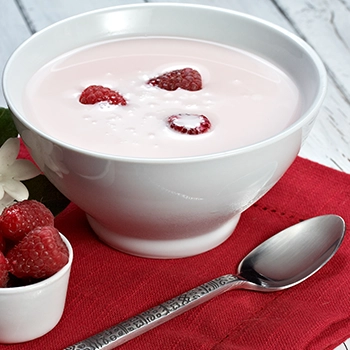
left=2, top=156, right=350, bottom=350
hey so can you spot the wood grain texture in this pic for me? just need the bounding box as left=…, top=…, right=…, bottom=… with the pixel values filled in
left=0, top=0, right=31, bottom=106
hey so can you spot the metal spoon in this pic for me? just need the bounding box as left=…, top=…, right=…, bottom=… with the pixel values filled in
left=66, top=214, right=345, bottom=350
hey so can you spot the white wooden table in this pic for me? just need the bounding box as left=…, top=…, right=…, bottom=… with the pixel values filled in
left=1, top=1, right=349, bottom=348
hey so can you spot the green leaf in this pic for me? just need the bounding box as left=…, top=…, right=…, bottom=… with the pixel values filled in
left=0, top=107, right=18, bottom=146
left=23, top=175, right=70, bottom=216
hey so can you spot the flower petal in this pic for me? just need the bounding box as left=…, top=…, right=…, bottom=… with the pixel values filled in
left=8, top=159, right=41, bottom=180
left=0, top=138, right=20, bottom=172
left=3, top=179, right=29, bottom=201
left=0, top=193, right=16, bottom=214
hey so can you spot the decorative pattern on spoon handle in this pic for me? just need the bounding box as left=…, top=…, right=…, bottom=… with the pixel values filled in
left=65, top=274, right=242, bottom=350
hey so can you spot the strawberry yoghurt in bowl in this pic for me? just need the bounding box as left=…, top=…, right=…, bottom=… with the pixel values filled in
left=2, top=4, right=327, bottom=258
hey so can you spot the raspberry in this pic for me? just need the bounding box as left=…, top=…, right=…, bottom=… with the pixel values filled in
left=6, top=226, right=69, bottom=279
left=167, top=113, right=212, bottom=135
left=0, top=200, right=55, bottom=242
left=0, top=234, right=5, bottom=253
left=0, top=252, right=9, bottom=288
left=148, top=68, right=202, bottom=91
left=79, top=85, right=127, bottom=105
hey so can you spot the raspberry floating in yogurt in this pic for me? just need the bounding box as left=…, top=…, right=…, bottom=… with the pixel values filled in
left=79, top=85, right=127, bottom=105
left=147, top=68, right=202, bottom=91
left=167, top=113, right=211, bottom=135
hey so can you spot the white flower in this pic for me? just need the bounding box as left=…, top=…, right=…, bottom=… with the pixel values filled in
left=0, top=193, right=16, bottom=214
left=0, top=138, right=41, bottom=209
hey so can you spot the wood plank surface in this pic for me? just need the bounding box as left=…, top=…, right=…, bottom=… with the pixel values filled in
left=0, top=0, right=31, bottom=106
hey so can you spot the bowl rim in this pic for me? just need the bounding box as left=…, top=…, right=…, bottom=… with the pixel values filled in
left=2, top=2, right=328, bottom=164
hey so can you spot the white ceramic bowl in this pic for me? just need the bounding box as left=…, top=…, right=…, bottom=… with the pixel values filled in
left=2, top=4, right=327, bottom=258
left=0, top=234, right=73, bottom=344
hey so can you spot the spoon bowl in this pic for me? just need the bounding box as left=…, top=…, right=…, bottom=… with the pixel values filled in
left=238, top=215, right=345, bottom=291
left=66, top=214, right=345, bottom=350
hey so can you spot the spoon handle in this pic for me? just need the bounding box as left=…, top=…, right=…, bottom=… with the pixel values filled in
left=65, top=274, right=244, bottom=350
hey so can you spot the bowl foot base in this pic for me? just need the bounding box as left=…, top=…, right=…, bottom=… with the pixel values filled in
left=86, top=214, right=241, bottom=259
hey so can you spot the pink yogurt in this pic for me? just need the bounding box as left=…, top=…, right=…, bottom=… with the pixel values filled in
left=23, top=37, right=301, bottom=158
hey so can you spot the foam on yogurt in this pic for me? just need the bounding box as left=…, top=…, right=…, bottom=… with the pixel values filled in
left=23, top=36, right=301, bottom=158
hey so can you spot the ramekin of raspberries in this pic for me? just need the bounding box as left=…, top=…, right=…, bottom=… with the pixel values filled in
left=0, top=199, right=73, bottom=344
